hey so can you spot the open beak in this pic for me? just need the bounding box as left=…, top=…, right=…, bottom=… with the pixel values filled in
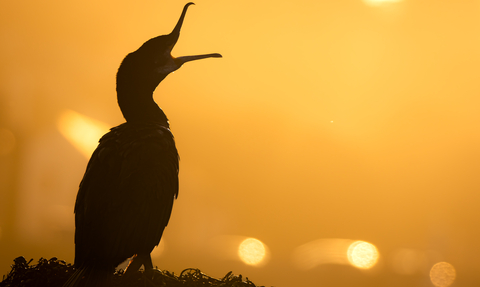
left=169, top=2, right=222, bottom=65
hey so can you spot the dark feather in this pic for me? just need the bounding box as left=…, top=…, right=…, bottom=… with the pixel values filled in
left=74, top=123, right=179, bottom=270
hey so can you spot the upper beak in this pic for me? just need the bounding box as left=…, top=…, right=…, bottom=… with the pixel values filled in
left=169, top=2, right=222, bottom=64
left=169, top=2, right=195, bottom=44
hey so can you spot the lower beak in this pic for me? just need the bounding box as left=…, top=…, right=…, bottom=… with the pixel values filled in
left=176, top=53, right=222, bottom=65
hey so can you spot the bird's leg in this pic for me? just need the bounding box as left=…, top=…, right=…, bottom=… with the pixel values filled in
left=142, top=255, right=155, bottom=279
left=143, top=254, right=154, bottom=270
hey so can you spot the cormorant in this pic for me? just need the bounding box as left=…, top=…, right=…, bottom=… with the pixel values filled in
left=63, top=3, right=221, bottom=286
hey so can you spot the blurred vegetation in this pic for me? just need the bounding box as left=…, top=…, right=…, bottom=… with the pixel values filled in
left=0, top=257, right=265, bottom=287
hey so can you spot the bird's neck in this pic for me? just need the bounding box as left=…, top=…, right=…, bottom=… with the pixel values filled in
left=117, top=90, right=169, bottom=127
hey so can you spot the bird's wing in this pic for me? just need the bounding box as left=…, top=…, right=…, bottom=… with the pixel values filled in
left=74, top=123, right=179, bottom=268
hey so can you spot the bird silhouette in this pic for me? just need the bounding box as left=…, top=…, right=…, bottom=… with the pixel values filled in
left=63, top=3, right=221, bottom=287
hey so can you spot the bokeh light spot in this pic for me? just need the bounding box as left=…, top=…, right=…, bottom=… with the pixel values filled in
left=57, top=110, right=110, bottom=158
left=238, top=238, right=266, bottom=265
left=430, top=262, right=456, bottom=287
left=347, top=241, right=379, bottom=269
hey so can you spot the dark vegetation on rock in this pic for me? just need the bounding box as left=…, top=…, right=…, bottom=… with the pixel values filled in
left=0, top=257, right=265, bottom=287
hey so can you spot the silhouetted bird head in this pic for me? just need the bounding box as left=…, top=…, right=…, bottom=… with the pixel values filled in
left=116, top=2, right=222, bottom=123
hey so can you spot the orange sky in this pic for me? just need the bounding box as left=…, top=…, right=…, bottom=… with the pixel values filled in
left=1, top=0, right=480, bottom=286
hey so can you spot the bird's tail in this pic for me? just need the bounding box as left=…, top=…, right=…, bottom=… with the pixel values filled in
left=62, top=265, right=113, bottom=287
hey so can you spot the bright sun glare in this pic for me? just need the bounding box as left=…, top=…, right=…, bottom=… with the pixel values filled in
left=363, top=0, right=401, bottom=6
left=347, top=241, right=379, bottom=269
left=57, top=110, right=110, bottom=158
left=238, top=238, right=266, bottom=266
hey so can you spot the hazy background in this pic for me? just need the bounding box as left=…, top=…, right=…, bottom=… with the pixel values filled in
left=1, top=0, right=480, bottom=286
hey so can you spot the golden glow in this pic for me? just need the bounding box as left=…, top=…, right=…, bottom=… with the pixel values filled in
left=0, top=128, right=16, bottom=156
left=151, top=239, right=166, bottom=259
left=57, top=110, right=110, bottom=158
left=430, top=262, right=456, bottom=287
left=2, top=1, right=480, bottom=285
left=293, top=238, right=354, bottom=269
left=347, top=241, right=379, bottom=269
left=391, top=248, right=427, bottom=275
left=238, top=238, right=266, bottom=266
left=363, top=0, right=401, bottom=6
